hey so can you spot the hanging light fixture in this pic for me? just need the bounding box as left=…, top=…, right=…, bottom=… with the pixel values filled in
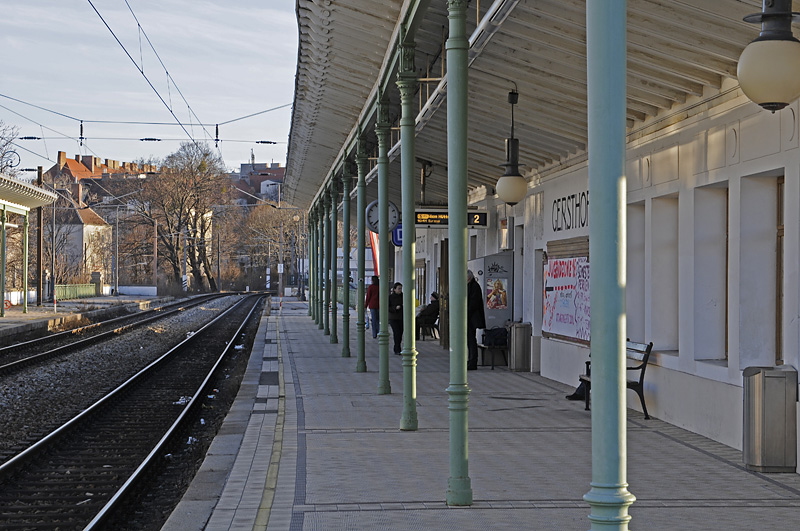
left=496, top=89, right=527, bottom=205
left=737, top=0, right=800, bottom=112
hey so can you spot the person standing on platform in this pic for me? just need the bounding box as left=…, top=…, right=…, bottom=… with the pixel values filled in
left=365, top=275, right=380, bottom=339
left=388, top=282, right=404, bottom=355
left=466, top=270, right=486, bottom=370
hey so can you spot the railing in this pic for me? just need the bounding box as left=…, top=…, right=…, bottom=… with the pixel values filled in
left=55, top=284, right=96, bottom=300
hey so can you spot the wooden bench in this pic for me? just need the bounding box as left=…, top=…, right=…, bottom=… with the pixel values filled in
left=578, top=340, right=654, bottom=419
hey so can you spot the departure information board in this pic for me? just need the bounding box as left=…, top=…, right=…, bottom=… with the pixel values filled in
left=415, top=210, right=488, bottom=228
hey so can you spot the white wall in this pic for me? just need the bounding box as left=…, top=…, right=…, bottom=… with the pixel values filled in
left=529, top=94, right=799, bottom=450
left=407, top=92, right=800, bottom=453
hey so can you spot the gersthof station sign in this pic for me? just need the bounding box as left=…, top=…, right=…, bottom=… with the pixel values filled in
left=415, top=209, right=488, bottom=228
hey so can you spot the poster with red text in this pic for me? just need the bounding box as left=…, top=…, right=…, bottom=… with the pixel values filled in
left=542, top=257, right=590, bottom=342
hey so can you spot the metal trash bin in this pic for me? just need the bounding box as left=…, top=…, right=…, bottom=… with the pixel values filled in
left=742, top=365, right=798, bottom=472
left=509, top=322, right=532, bottom=372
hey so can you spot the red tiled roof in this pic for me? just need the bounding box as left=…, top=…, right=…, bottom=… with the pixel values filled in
left=76, top=207, right=108, bottom=226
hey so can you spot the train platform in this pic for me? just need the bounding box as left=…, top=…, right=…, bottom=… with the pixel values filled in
left=166, top=298, right=800, bottom=531
left=0, top=295, right=175, bottom=342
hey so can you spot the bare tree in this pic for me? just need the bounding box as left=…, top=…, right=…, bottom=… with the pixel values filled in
left=0, top=121, right=20, bottom=178
left=136, top=142, right=228, bottom=292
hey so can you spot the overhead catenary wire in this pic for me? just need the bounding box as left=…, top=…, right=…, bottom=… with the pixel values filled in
left=1, top=103, right=101, bottom=161
left=16, top=136, right=284, bottom=143
left=0, top=93, right=290, bottom=128
left=122, top=0, right=212, bottom=142
left=85, top=0, right=207, bottom=145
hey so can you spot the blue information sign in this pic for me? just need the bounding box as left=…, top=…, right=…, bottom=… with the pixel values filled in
left=392, top=223, right=402, bottom=246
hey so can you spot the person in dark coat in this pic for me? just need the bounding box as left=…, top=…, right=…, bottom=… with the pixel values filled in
left=416, top=292, right=440, bottom=339
left=466, top=270, right=486, bottom=370
left=387, top=282, right=404, bottom=354
left=364, top=275, right=380, bottom=338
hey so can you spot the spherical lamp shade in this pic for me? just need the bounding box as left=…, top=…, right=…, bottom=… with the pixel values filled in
left=496, top=174, right=527, bottom=205
left=738, top=38, right=800, bottom=112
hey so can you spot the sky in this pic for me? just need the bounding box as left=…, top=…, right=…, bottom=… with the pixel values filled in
left=0, top=0, right=297, bottom=178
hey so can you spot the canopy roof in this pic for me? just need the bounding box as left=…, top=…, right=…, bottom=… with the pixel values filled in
left=286, top=0, right=780, bottom=212
left=0, top=174, right=57, bottom=215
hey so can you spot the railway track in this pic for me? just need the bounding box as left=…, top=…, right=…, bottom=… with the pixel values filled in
left=0, top=293, right=223, bottom=375
left=0, top=294, right=264, bottom=530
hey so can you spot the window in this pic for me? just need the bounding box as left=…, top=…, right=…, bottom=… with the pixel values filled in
left=693, top=185, right=728, bottom=361
left=651, top=196, right=679, bottom=351
left=739, top=175, right=780, bottom=369
left=627, top=203, right=646, bottom=343
left=776, top=177, right=784, bottom=365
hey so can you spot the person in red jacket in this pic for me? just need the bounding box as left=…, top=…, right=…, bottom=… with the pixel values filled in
left=364, top=275, right=380, bottom=338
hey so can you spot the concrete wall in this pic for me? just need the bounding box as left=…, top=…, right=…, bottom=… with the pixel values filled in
left=119, top=285, right=157, bottom=296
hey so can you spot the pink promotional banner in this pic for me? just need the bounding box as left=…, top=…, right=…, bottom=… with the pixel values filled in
left=543, top=257, right=590, bottom=342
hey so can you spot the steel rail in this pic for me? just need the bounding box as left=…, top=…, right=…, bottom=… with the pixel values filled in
left=85, top=294, right=265, bottom=529
left=0, top=293, right=220, bottom=354
left=0, top=295, right=264, bottom=529
left=0, top=294, right=224, bottom=376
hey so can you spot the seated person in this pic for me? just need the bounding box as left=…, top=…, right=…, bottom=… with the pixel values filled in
left=416, top=292, right=440, bottom=339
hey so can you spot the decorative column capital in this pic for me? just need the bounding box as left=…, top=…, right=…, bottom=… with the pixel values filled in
left=356, top=138, right=368, bottom=168
left=447, top=0, right=468, bottom=12
left=375, top=98, right=391, bottom=146
left=341, top=163, right=352, bottom=193
left=398, top=36, right=416, bottom=77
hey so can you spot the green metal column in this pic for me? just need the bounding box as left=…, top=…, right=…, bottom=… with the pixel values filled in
left=23, top=212, right=29, bottom=314
left=355, top=140, right=368, bottom=372
left=376, top=98, right=392, bottom=395
left=315, top=208, right=321, bottom=322
left=308, top=210, right=314, bottom=318
left=318, top=204, right=325, bottom=329
left=584, top=2, right=636, bottom=529
left=330, top=181, right=339, bottom=344
left=0, top=206, right=6, bottom=318
left=445, top=0, right=472, bottom=506
left=341, top=166, right=351, bottom=357
left=309, top=209, right=316, bottom=321
left=398, top=35, right=419, bottom=431
left=324, top=192, right=331, bottom=335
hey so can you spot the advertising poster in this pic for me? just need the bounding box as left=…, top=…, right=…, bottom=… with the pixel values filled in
left=542, top=257, right=590, bottom=342
left=486, top=277, right=508, bottom=310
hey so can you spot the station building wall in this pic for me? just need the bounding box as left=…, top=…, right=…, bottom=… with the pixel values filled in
left=414, top=91, right=800, bottom=457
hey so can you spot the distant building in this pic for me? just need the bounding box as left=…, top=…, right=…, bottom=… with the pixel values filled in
left=228, top=158, right=285, bottom=205
left=40, top=151, right=158, bottom=211
left=45, top=151, right=158, bottom=189
left=53, top=189, right=112, bottom=282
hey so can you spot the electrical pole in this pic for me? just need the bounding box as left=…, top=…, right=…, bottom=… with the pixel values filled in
left=153, top=219, right=158, bottom=293
left=182, top=226, right=188, bottom=292
left=36, top=167, right=43, bottom=306
left=52, top=173, right=56, bottom=313
left=216, top=224, right=221, bottom=292
left=114, top=205, right=119, bottom=296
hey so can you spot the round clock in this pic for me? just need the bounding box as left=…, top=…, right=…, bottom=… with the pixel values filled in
left=366, top=200, right=400, bottom=233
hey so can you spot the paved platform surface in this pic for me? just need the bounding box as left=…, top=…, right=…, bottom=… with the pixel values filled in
left=167, top=299, right=800, bottom=530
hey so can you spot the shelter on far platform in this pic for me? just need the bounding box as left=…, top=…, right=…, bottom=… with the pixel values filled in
left=0, top=173, right=57, bottom=315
